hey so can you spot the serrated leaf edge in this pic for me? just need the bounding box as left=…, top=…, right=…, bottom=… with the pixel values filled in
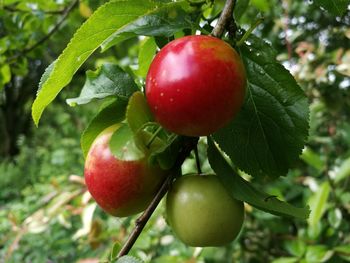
left=32, top=0, right=161, bottom=126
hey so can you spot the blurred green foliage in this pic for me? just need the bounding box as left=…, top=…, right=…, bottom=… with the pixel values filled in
left=1, top=0, right=350, bottom=262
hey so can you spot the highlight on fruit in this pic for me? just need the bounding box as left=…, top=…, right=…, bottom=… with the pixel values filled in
left=146, top=35, right=247, bottom=137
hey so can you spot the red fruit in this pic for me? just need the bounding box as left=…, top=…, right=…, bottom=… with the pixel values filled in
left=146, top=35, right=246, bottom=137
left=84, top=125, right=166, bottom=217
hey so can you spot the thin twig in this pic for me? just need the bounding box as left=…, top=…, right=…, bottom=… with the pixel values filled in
left=116, top=175, right=173, bottom=258
left=210, top=0, right=235, bottom=38
left=236, top=17, right=264, bottom=46
left=6, top=0, right=79, bottom=64
left=146, top=126, right=163, bottom=148
left=117, top=137, right=199, bottom=257
left=194, top=145, right=202, bottom=174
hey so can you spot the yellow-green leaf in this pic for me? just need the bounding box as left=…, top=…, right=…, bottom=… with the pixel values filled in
left=32, top=0, right=159, bottom=126
left=308, top=181, right=330, bottom=227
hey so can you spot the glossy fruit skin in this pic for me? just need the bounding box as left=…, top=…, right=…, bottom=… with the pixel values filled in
left=84, top=125, right=166, bottom=217
left=146, top=35, right=246, bottom=137
left=166, top=174, right=244, bottom=247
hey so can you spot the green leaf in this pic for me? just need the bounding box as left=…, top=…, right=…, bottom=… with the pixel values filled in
left=271, top=258, right=298, bottom=263
left=66, top=64, right=138, bottom=106
left=305, top=245, right=333, bottom=263
left=153, top=255, right=184, bottom=263
left=125, top=91, right=167, bottom=156
left=334, top=245, right=350, bottom=259
left=116, top=255, right=143, bottom=263
left=207, top=138, right=310, bottom=219
left=308, top=181, right=330, bottom=227
left=213, top=34, right=309, bottom=180
left=307, top=221, right=322, bottom=240
left=300, top=147, right=325, bottom=172
left=137, top=37, right=157, bottom=77
left=109, top=123, right=145, bottom=161
left=251, top=0, right=270, bottom=12
left=335, top=245, right=350, bottom=254
left=334, top=157, right=350, bottom=184
left=31, top=0, right=172, bottom=126
left=0, top=63, right=11, bottom=89
left=284, top=239, right=306, bottom=257
left=81, top=99, right=127, bottom=157
left=110, top=242, right=122, bottom=261
left=149, top=135, right=184, bottom=169
left=38, top=61, right=55, bottom=92
left=234, top=0, right=250, bottom=21
left=101, top=1, right=195, bottom=51
left=314, top=0, right=350, bottom=16
left=328, top=208, right=342, bottom=229
left=0, top=37, right=8, bottom=55
left=126, top=91, right=153, bottom=133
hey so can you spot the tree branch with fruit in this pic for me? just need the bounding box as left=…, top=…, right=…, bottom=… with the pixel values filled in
left=31, top=0, right=311, bottom=261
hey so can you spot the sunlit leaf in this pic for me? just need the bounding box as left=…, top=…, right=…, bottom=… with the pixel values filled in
left=110, top=242, right=122, bottom=261
left=284, top=239, right=306, bottom=257
left=0, top=63, right=11, bottom=89
left=126, top=91, right=153, bottom=134
left=328, top=208, right=342, bottom=229
left=334, top=157, right=350, bottom=184
left=305, top=245, right=333, bottom=262
left=81, top=99, right=127, bottom=157
left=308, top=181, right=330, bottom=227
left=300, top=147, right=325, bottom=172
left=137, top=37, right=157, bottom=77
left=109, top=123, right=145, bottom=161
left=32, top=0, right=193, bottom=126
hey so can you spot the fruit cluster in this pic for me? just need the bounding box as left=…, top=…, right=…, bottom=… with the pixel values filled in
left=84, top=35, right=246, bottom=247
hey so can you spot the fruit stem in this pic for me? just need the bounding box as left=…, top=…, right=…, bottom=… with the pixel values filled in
left=210, top=0, right=236, bottom=38
left=117, top=137, right=199, bottom=258
left=236, top=17, right=264, bottom=46
left=146, top=126, right=163, bottom=148
left=194, top=145, right=202, bottom=174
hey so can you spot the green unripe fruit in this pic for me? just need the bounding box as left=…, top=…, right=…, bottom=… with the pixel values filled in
left=166, top=174, right=244, bottom=247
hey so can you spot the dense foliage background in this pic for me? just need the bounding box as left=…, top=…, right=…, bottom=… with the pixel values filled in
left=1, top=0, right=350, bottom=262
